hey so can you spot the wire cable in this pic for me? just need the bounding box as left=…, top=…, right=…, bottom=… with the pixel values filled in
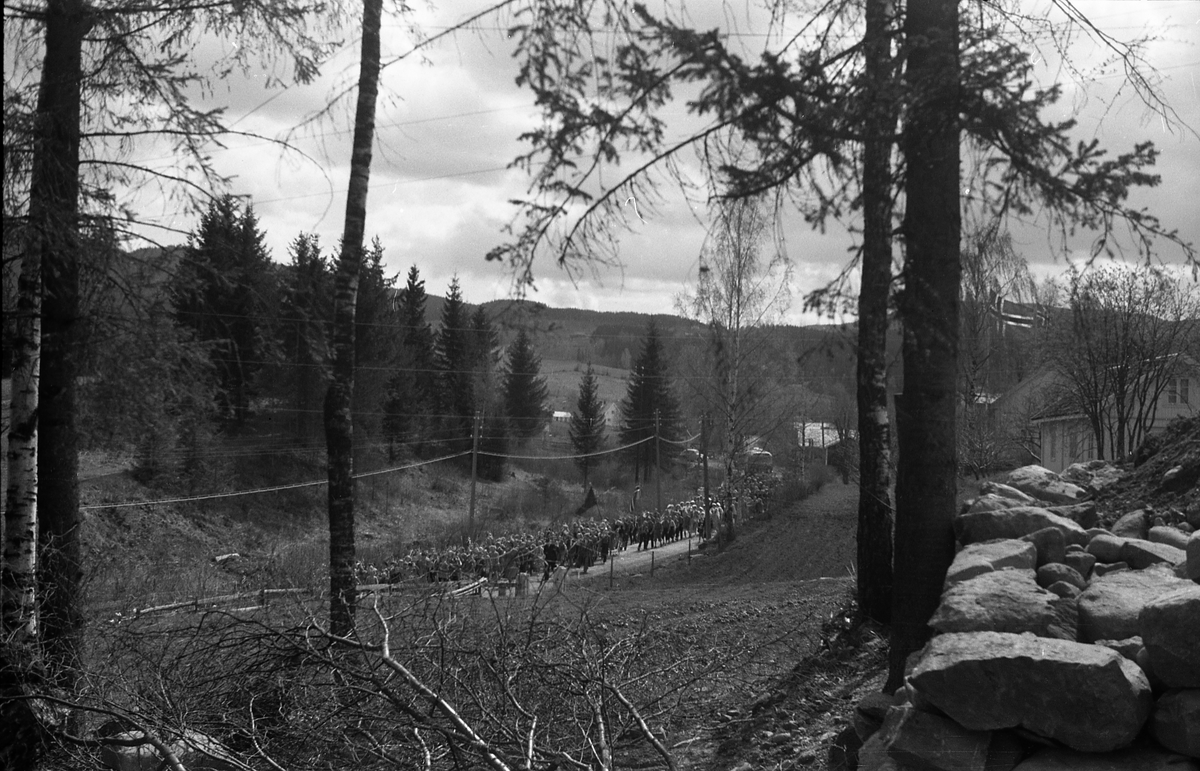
left=81, top=433, right=670, bottom=509
left=81, top=450, right=472, bottom=510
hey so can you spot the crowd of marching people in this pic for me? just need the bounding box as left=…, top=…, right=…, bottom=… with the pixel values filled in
left=357, top=475, right=776, bottom=587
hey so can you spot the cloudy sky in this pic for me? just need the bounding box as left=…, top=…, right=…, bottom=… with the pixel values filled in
left=134, top=0, right=1200, bottom=325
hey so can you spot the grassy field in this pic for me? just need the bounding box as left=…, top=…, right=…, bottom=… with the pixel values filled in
left=540, top=358, right=631, bottom=413
left=63, top=459, right=872, bottom=771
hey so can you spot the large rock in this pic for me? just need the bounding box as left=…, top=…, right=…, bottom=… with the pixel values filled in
left=853, top=692, right=896, bottom=742
left=1096, top=636, right=1144, bottom=661
left=1087, top=532, right=1127, bottom=563
left=857, top=705, right=1022, bottom=771
left=1036, top=563, right=1087, bottom=592
left=1022, top=527, right=1067, bottom=567
left=945, top=540, right=1038, bottom=587
left=980, top=481, right=1039, bottom=504
left=1079, top=565, right=1194, bottom=642
left=1012, top=746, right=1199, bottom=770
left=1062, top=547, right=1096, bottom=579
left=1151, top=526, right=1192, bottom=551
left=1093, top=561, right=1129, bottom=578
left=1152, top=689, right=1200, bottom=759
left=955, top=508, right=1088, bottom=548
left=930, top=570, right=1077, bottom=640
left=1140, top=585, right=1200, bottom=688
left=1046, top=502, right=1099, bottom=529
left=1161, top=462, right=1200, bottom=494
left=1112, top=509, right=1151, bottom=539
left=1061, top=460, right=1125, bottom=494
left=965, top=494, right=1028, bottom=514
left=1005, top=466, right=1090, bottom=505
left=1045, top=581, right=1080, bottom=599
left=1122, top=538, right=1188, bottom=570
left=909, top=632, right=1152, bottom=752
left=1189, top=531, right=1200, bottom=582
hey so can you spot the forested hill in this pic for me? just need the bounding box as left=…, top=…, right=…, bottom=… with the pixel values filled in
left=14, top=243, right=879, bottom=394
left=424, top=295, right=877, bottom=382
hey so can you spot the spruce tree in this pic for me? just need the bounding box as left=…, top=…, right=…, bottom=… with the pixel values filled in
left=619, top=321, right=682, bottom=481
left=173, top=195, right=275, bottom=425
left=352, top=238, right=399, bottom=445
left=468, top=305, right=508, bottom=477
left=569, top=364, right=606, bottom=487
left=279, top=233, right=332, bottom=444
left=469, top=305, right=501, bottom=397
left=383, top=265, right=436, bottom=457
left=503, top=329, right=550, bottom=438
left=435, top=277, right=474, bottom=453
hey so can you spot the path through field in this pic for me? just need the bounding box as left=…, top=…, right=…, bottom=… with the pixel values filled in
left=521, top=479, right=870, bottom=771
left=553, top=479, right=860, bottom=590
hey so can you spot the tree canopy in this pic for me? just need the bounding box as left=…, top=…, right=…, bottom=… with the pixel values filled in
left=172, top=194, right=273, bottom=425
left=503, top=329, right=550, bottom=438
left=619, top=321, right=683, bottom=481
left=569, top=363, right=606, bottom=487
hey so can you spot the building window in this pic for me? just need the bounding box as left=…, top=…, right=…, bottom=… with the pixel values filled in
left=1068, top=425, right=1078, bottom=460
left=1169, top=377, right=1190, bottom=405
left=1048, top=424, right=1057, bottom=461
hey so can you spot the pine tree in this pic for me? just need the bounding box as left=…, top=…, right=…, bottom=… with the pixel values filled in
left=469, top=305, right=501, bottom=405
left=383, top=265, right=436, bottom=458
left=468, top=305, right=507, bottom=477
left=173, top=195, right=275, bottom=425
left=278, top=233, right=331, bottom=444
left=619, top=321, right=682, bottom=481
left=353, top=238, right=399, bottom=448
left=569, top=364, right=606, bottom=487
left=435, top=277, right=474, bottom=453
left=503, top=329, right=549, bottom=438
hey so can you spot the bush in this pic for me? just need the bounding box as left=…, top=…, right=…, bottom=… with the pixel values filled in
left=775, top=465, right=836, bottom=506
left=40, top=587, right=787, bottom=771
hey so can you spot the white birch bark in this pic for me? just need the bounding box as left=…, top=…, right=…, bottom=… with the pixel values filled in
left=3, top=249, right=41, bottom=641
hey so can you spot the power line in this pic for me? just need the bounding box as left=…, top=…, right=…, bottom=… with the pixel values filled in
left=80, top=450, right=472, bottom=511
left=81, top=435, right=667, bottom=510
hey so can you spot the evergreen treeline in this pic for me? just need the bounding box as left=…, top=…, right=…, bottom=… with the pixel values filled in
left=65, top=196, right=703, bottom=491
left=74, top=195, right=565, bottom=484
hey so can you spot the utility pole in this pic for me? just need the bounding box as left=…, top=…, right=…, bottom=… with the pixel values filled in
left=701, top=414, right=711, bottom=531
left=468, top=411, right=481, bottom=539
left=654, top=410, right=662, bottom=513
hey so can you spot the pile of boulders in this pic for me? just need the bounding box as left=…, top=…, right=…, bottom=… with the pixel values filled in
left=851, top=463, right=1200, bottom=771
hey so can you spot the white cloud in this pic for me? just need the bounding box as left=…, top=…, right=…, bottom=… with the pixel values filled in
left=111, top=0, right=1198, bottom=327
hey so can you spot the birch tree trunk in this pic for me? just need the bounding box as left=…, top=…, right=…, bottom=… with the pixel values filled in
left=326, top=0, right=382, bottom=637
left=855, top=0, right=896, bottom=625
left=2, top=249, right=41, bottom=642
left=888, top=0, right=961, bottom=692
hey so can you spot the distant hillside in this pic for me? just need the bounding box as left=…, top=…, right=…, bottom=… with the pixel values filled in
left=84, top=247, right=889, bottom=420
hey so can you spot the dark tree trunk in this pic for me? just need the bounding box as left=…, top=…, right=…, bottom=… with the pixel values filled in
left=326, top=256, right=359, bottom=638
left=326, top=0, right=382, bottom=638
left=887, top=0, right=961, bottom=693
left=856, top=0, right=896, bottom=626
left=35, top=0, right=91, bottom=688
